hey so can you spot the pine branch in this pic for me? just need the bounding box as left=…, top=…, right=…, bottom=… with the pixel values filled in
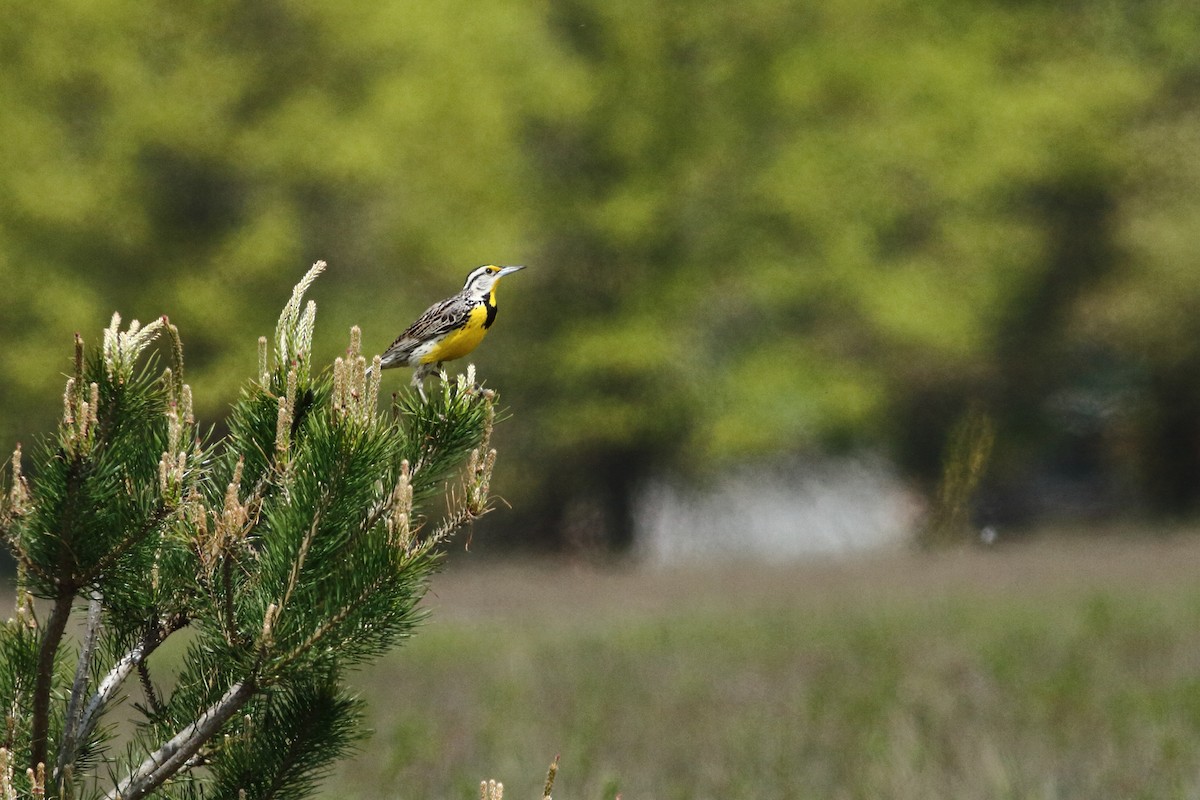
left=3, top=264, right=508, bottom=800
left=278, top=512, right=321, bottom=619
left=4, top=539, right=53, bottom=587
left=269, top=570, right=394, bottom=678
left=137, top=661, right=165, bottom=718
left=221, top=555, right=238, bottom=647
left=107, top=679, right=256, bottom=800
left=81, top=503, right=170, bottom=587
left=254, top=692, right=345, bottom=800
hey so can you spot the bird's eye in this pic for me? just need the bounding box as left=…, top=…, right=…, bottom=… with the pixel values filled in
left=488, top=267, right=498, bottom=273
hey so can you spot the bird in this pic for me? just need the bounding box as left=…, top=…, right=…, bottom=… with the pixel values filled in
left=370, top=264, right=526, bottom=400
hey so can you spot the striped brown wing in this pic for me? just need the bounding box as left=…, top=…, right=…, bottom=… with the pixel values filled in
left=379, top=294, right=473, bottom=367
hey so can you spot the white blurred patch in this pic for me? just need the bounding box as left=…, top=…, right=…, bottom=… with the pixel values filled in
left=636, top=455, right=922, bottom=565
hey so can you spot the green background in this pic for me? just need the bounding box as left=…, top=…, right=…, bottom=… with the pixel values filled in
left=4, top=0, right=1200, bottom=546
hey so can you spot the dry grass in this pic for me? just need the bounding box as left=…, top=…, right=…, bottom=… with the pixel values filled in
left=318, top=530, right=1200, bottom=799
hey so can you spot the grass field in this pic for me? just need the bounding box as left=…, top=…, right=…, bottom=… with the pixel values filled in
left=321, top=531, right=1200, bottom=800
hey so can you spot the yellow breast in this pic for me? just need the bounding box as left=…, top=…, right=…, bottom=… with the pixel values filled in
left=419, top=304, right=491, bottom=364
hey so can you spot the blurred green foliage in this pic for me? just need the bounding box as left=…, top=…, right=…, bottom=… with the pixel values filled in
left=3, top=0, right=1200, bottom=547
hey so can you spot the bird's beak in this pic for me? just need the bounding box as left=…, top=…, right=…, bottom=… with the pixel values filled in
left=497, top=265, right=526, bottom=278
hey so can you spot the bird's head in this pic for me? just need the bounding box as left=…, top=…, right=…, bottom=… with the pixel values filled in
left=462, top=264, right=525, bottom=300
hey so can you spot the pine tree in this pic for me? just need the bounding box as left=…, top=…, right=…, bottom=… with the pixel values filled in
left=0, top=262, right=502, bottom=800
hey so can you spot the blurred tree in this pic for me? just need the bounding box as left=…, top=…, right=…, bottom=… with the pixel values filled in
left=4, top=0, right=1200, bottom=551
left=496, top=0, right=1195, bottom=547
left=1084, top=21, right=1200, bottom=516
left=0, top=0, right=578, bottom=443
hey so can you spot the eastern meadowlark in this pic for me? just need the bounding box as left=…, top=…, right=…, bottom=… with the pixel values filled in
left=371, top=264, right=525, bottom=399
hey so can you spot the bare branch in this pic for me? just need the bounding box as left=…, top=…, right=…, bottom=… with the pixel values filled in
left=80, top=641, right=145, bottom=745
left=55, top=591, right=103, bottom=785
left=76, top=615, right=187, bottom=754
left=107, top=679, right=255, bottom=800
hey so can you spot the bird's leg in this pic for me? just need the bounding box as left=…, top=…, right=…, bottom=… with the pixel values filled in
left=411, top=364, right=430, bottom=402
